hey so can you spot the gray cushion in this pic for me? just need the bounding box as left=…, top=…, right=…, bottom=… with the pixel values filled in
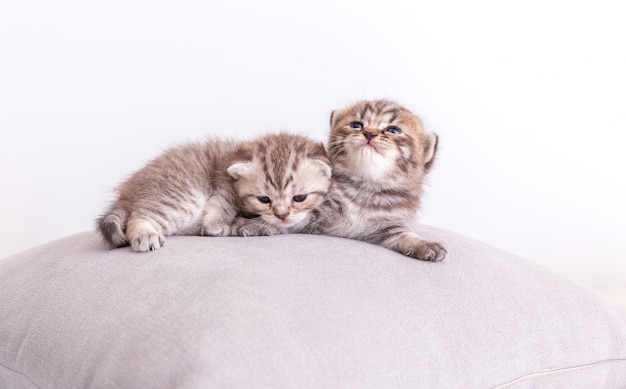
left=1, top=226, right=625, bottom=388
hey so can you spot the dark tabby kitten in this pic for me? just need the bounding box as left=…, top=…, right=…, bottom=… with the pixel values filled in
left=96, top=133, right=331, bottom=252
left=314, top=99, right=447, bottom=261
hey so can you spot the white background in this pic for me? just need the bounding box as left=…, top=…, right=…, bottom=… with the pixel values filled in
left=1, top=0, right=624, bottom=291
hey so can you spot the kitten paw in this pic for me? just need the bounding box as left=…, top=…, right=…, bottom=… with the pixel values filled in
left=130, top=233, right=165, bottom=252
left=201, top=223, right=232, bottom=237
left=238, top=224, right=275, bottom=237
left=232, top=217, right=277, bottom=237
left=406, top=241, right=447, bottom=262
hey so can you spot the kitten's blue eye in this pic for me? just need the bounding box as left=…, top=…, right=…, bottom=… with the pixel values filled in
left=386, top=127, right=402, bottom=135
left=292, top=195, right=307, bottom=202
left=257, top=196, right=271, bottom=204
left=349, top=121, right=363, bottom=129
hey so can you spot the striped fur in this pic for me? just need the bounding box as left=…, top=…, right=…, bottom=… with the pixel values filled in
left=314, top=99, right=447, bottom=261
left=96, top=133, right=331, bottom=252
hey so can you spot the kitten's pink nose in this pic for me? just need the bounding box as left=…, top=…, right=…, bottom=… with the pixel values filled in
left=275, top=213, right=288, bottom=221
left=363, top=130, right=378, bottom=141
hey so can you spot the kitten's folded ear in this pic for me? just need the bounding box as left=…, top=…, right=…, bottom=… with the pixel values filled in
left=311, top=158, right=332, bottom=179
left=310, top=142, right=328, bottom=158
left=309, top=141, right=331, bottom=178
left=227, top=162, right=254, bottom=180
left=329, top=109, right=343, bottom=128
left=422, top=132, right=439, bottom=172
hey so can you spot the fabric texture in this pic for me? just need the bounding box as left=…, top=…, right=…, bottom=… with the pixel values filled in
left=1, top=226, right=625, bottom=388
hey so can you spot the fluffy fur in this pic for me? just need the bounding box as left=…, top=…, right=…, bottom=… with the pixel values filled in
left=96, top=133, right=331, bottom=252
left=313, top=99, right=447, bottom=261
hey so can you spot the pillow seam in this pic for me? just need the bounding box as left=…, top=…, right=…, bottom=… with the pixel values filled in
left=489, top=357, right=626, bottom=388
left=0, top=362, right=42, bottom=389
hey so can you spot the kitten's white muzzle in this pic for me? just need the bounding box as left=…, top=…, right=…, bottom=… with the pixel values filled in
left=349, top=140, right=396, bottom=182
left=359, top=140, right=381, bottom=154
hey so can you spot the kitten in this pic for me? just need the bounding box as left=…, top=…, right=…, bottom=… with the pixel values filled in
left=313, top=99, right=447, bottom=261
left=96, top=133, right=331, bottom=252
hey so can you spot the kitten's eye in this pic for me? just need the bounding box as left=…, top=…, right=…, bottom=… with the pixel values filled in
left=257, top=196, right=271, bottom=204
left=292, top=195, right=307, bottom=203
left=349, top=121, right=363, bottom=129
left=386, top=126, right=402, bottom=135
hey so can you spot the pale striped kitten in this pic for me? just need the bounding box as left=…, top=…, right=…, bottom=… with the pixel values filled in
left=314, top=99, right=447, bottom=261
left=96, top=133, right=331, bottom=252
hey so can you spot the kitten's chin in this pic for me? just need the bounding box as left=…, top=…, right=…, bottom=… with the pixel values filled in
left=348, top=145, right=395, bottom=182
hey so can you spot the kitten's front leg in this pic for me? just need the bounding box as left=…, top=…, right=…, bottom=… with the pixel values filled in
left=126, top=215, right=166, bottom=252
left=200, top=196, right=235, bottom=236
left=232, top=216, right=279, bottom=237
left=368, top=229, right=447, bottom=262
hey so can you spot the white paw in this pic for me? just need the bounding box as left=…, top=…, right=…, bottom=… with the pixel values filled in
left=232, top=217, right=276, bottom=237
left=240, top=224, right=276, bottom=237
left=130, top=233, right=165, bottom=252
left=406, top=241, right=447, bottom=262
left=201, top=223, right=231, bottom=237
